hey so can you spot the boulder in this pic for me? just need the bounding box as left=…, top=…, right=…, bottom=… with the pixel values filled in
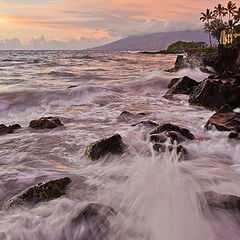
left=228, top=131, right=240, bottom=139
left=165, top=76, right=199, bottom=98
left=64, top=203, right=116, bottom=240
left=85, top=134, right=127, bottom=161
left=205, top=105, right=240, bottom=132
left=131, top=120, right=159, bottom=128
left=0, top=123, right=21, bottom=135
left=2, top=177, right=71, bottom=210
left=167, top=78, right=180, bottom=89
left=118, top=111, right=146, bottom=122
left=150, top=123, right=195, bottom=140
left=153, top=143, right=188, bottom=156
left=29, top=117, right=63, bottom=129
left=205, top=191, right=240, bottom=210
left=189, top=75, right=240, bottom=111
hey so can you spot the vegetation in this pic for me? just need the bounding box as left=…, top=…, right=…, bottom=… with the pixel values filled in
left=200, top=1, right=240, bottom=45
left=167, top=41, right=207, bottom=52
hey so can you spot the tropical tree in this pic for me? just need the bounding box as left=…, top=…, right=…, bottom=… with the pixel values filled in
left=200, top=9, right=214, bottom=45
left=213, top=3, right=227, bottom=21
left=234, top=7, right=240, bottom=24
left=226, top=1, right=237, bottom=21
left=208, top=19, right=226, bottom=43
left=226, top=19, right=236, bottom=43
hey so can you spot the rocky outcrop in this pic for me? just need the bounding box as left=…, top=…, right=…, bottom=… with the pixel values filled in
left=29, top=117, right=63, bottom=129
left=0, top=124, right=21, bottom=135
left=150, top=123, right=195, bottom=140
left=205, top=191, right=240, bottom=210
left=85, top=134, right=127, bottom=161
left=164, top=76, right=199, bottom=98
left=205, top=105, right=240, bottom=132
left=2, top=177, right=71, bottom=210
left=189, top=74, right=240, bottom=111
left=64, top=203, right=116, bottom=240
left=148, top=123, right=194, bottom=159
left=118, top=111, right=146, bottom=122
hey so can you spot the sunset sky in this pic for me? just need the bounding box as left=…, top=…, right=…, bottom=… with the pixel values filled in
left=0, top=0, right=230, bottom=48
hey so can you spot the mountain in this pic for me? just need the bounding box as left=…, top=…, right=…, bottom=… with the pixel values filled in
left=92, top=30, right=214, bottom=51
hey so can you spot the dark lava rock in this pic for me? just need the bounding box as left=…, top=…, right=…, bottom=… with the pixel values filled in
left=0, top=124, right=21, bottom=135
left=150, top=123, right=195, bottom=140
left=164, top=131, right=185, bottom=143
left=2, top=177, right=71, bottom=210
left=165, top=76, right=199, bottom=98
left=205, top=105, right=240, bottom=132
left=228, top=131, right=240, bottom=139
left=64, top=203, right=116, bottom=240
left=189, top=76, right=240, bottom=111
left=153, top=143, right=188, bottom=156
left=167, top=78, right=180, bottom=89
left=118, top=111, right=146, bottom=122
left=29, top=117, right=63, bottom=129
left=85, top=134, right=127, bottom=161
left=131, top=120, right=159, bottom=128
left=205, top=191, right=240, bottom=210
left=149, top=134, right=168, bottom=143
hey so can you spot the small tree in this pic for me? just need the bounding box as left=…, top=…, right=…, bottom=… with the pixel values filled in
left=200, top=9, right=214, bottom=46
left=208, top=19, right=226, bottom=43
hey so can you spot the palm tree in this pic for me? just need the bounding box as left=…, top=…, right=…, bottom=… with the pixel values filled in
left=233, top=7, right=240, bottom=24
left=226, top=20, right=236, bottom=43
left=214, top=3, right=227, bottom=22
left=226, top=1, right=237, bottom=21
left=200, top=9, right=214, bottom=45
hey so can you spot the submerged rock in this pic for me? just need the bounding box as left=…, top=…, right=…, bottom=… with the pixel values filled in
left=0, top=123, right=21, bottom=135
left=118, top=111, right=146, bottom=122
left=150, top=123, right=195, bottom=140
left=131, top=120, right=159, bottom=128
left=164, top=76, right=199, bottom=99
left=205, top=191, right=240, bottom=210
left=205, top=105, right=240, bottom=132
left=64, top=203, right=116, bottom=240
left=29, top=117, right=63, bottom=129
left=189, top=75, right=240, bottom=111
left=85, top=134, right=127, bottom=161
left=153, top=143, right=188, bottom=156
left=228, top=131, right=240, bottom=139
left=2, top=177, right=71, bottom=210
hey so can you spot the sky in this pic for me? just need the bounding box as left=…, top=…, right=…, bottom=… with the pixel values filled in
left=0, top=0, right=230, bottom=49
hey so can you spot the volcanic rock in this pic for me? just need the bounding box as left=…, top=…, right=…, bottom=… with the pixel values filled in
left=0, top=124, right=21, bottom=135
left=165, top=76, right=199, bottom=98
left=64, top=203, right=116, bottom=240
left=85, top=134, right=127, bottom=161
left=29, top=117, right=63, bottom=129
left=205, top=105, right=240, bottom=132
left=2, top=177, right=71, bottom=210
left=205, top=191, right=240, bottom=210
left=153, top=143, right=188, bottom=156
left=131, top=120, right=159, bottom=128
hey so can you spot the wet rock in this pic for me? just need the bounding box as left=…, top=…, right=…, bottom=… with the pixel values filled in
left=164, top=131, right=185, bottom=143
left=205, top=191, right=240, bottom=210
left=164, top=76, right=199, bottom=99
left=205, top=105, right=240, bottom=132
left=29, top=117, right=63, bottom=129
left=0, top=123, right=21, bottom=135
left=118, top=111, right=146, bottom=122
left=64, top=203, right=116, bottom=240
left=2, top=177, right=71, bottom=210
left=228, top=131, right=240, bottom=139
left=149, top=134, right=168, bottom=143
left=150, top=123, right=195, bottom=140
left=189, top=74, right=240, bottom=111
left=131, top=120, right=159, bottom=128
left=153, top=143, right=188, bottom=156
left=167, top=78, right=180, bottom=89
left=85, top=134, right=127, bottom=161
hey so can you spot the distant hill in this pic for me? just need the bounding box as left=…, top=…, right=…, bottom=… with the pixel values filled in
left=92, top=30, right=215, bottom=51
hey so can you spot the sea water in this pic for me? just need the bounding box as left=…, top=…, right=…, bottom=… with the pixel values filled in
left=0, top=50, right=240, bottom=239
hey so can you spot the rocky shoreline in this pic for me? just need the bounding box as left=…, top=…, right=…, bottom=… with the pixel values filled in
left=1, top=37, right=240, bottom=239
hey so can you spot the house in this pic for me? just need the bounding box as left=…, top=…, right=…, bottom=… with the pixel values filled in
left=221, top=25, right=240, bottom=44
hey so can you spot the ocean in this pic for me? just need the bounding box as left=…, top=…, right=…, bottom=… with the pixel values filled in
left=0, top=50, right=240, bottom=239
